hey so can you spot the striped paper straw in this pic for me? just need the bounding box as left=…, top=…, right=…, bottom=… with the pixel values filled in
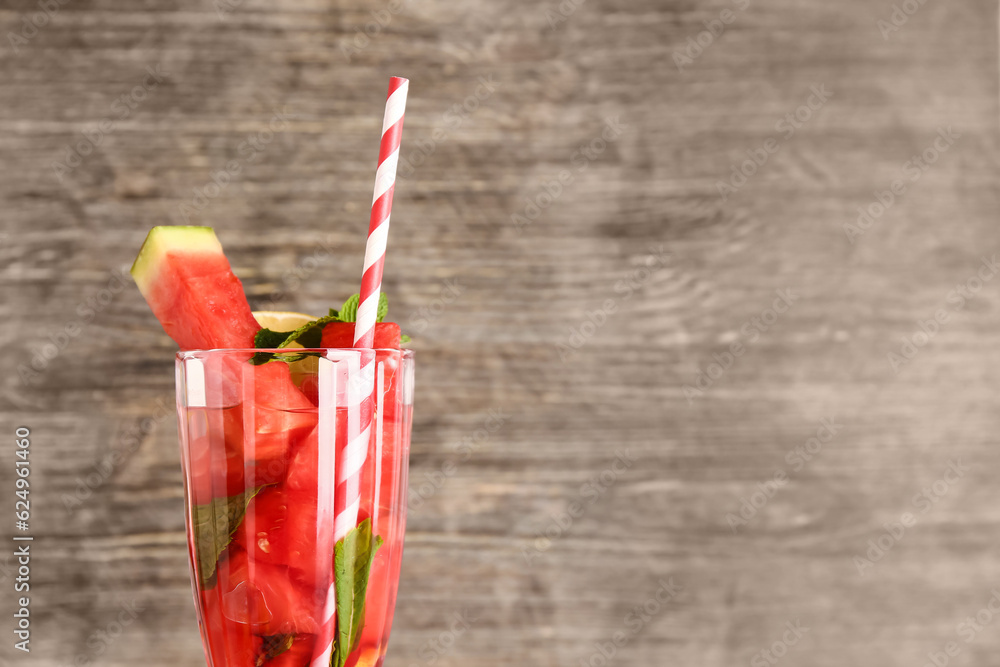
left=333, top=351, right=374, bottom=542
left=313, top=352, right=372, bottom=667
left=355, top=76, right=408, bottom=349
left=333, top=76, right=408, bottom=544
left=314, top=78, right=408, bottom=667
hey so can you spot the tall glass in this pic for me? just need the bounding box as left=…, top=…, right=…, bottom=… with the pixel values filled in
left=175, top=348, right=414, bottom=667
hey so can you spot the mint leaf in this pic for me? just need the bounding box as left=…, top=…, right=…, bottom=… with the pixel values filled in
left=279, top=314, right=341, bottom=349
left=254, top=328, right=289, bottom=349
left=251, top=329, right=295, bottom=365
left=339, top=294, right=360, bottom=323
left=257, top=634, right=294, bottom=665
left=376, top=293, right=388, bottom=323
left=192, top=486, right=266, bottom=585
left=330, top=519, right=383, bottom=667
left=339, top=293, right=388, bottom=323
left=400, top=334, right=411, bottom=344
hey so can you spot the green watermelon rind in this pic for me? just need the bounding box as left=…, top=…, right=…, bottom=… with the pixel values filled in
left=130, top=226, right=223, bottom=296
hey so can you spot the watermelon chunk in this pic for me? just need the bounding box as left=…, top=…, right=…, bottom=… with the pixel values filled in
left=320, top=322, right=401, bottom=349
left=232, top=477, right=335, bottom=589
left=214, top=548, right=321, bottom=635
left=199, top=594, right=262, bottom=667
left=231, top=361, right=319, bottom=485
left=131, top=226, right=260, bottom=350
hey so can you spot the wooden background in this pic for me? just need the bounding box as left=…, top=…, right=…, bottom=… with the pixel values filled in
left=1, top=0, right=999, bottom=665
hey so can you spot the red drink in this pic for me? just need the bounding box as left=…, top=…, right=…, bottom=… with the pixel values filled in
left=176, top=349, right=414, bottom=667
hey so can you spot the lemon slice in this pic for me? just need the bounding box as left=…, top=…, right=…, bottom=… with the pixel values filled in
left=252, top=311, right=317, bottom=348
left=252, top=311, right=323, bottom=384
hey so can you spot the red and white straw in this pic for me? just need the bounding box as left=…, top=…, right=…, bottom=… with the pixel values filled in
left=314, top=351, right=373, bottom=667
left=314, top=77, right=408, bottom=667
left=355, top=76, right=408, bottom=350
left=334, top=76, right=408, bottom=542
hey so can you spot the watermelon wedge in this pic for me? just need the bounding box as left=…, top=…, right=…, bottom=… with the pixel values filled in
left=131, top=226, right=260, bottom=350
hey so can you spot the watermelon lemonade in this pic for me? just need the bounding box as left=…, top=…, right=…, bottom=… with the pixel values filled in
left=132, top=226, right=414, bottom=667
left=178, top=347, right=413, bottom=667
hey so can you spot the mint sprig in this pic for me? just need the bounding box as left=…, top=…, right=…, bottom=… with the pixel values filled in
left=330, top=518, right=383, bottom=667
left=252, top=293, right=407, bottom=365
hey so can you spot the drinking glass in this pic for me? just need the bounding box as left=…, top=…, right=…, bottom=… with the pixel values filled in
left=175, top=348, right=414, bottom=667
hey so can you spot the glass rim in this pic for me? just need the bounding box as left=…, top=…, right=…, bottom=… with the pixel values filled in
left=176, top=348, right=415, bottom=360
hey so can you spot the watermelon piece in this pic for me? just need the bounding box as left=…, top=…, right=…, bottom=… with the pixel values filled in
left=201, top=588, right=318, bottom=666
left=215, top=548, right=321, bottom=635
left=183, top=360, right=317, bottom=504
left=231, top=485, right=293, bottom=569
left=320, top=322, right=401, bottom=349
left=232, top=480, right=334, bottom=588
left=227, top=361, right=319, bottom=487
left=234, top=426, right=340, bottom=588
left=131, top=226, right=260, bottom=350
left=200, top=596, right=262, bottom=667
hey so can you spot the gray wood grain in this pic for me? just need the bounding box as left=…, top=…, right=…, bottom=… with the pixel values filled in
left=1, top=0, right=999, bottom=665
